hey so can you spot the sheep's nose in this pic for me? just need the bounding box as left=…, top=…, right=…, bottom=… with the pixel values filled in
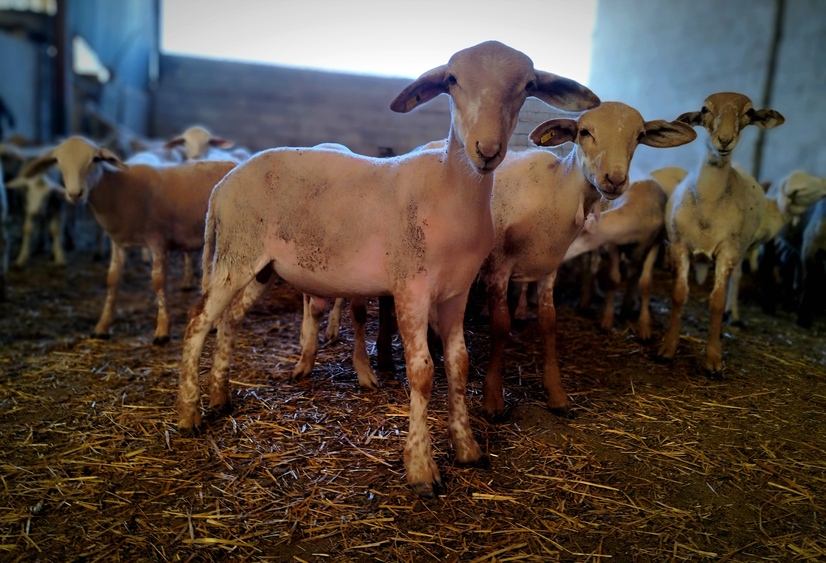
left=603, top=172, right=627, bottom=192
left=718, top=136, right=733, bottom=149
left=475, top=141, right=502, bottom=164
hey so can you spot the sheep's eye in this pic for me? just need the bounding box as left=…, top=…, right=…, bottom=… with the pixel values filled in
left=526, top=80, right=536, bottom=91
left=579, top=129, right=591, bottom=139
left=447, top=75, right=457, bottom=85
left=700, top=106, right=709, bottom=115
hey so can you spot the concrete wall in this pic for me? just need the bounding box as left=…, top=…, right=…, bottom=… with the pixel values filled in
left=588, top=0, right=825, bottom=182
left=151, top=54, right=572, bottom=156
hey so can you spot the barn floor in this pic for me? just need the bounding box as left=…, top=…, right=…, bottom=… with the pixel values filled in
left=1, top=219, right=825, bottom=562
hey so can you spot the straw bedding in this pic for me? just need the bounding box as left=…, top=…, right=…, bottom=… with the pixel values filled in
left=1, top=219, right=825, bottom=562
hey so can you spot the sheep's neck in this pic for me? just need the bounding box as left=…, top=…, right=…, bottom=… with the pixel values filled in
left=695, top=149, right=735, bottom=203
left=562, top=150, right=603, bottom=216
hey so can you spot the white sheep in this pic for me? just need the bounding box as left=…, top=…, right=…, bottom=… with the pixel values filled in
left=164, top=125, right=238, bottom=161
left=479, top=102, right=695, bottom=418
left=176, top=41, right=600, bottom=496
left=657, top=92, right=790, bottom=372
left=5, top=173, right=67, bottom=267
left=22, top=137, right=236, bottom=344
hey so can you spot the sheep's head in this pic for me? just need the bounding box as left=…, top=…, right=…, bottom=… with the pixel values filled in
left=389, top=41, right=600, bottom=176
left=677, top=92, right=784, bottom=162
left=165, top=126, right=233, bottom=160
left=22, top=136, right=128, bottom=203
left=531, top=102, right=696, bottom=199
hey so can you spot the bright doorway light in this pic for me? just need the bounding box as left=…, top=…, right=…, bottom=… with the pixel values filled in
left=161, top=0, right=596, bottom=85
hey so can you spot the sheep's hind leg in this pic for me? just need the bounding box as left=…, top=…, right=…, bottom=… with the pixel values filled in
left=538, top=272, right=571, bottom=416
left=150, top=247, right=171, bottom=345
left=482, top=275, right=511, bottom=420
left=293, top=295, right=325, bottom=379
left=208, top=273, right=274, bottom=416
left=351, top=297, right=379, bottom=388
left=658, top=243, right=690, bottom=360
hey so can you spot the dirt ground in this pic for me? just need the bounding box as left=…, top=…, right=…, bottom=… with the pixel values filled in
left=1, top=217, right=825, bottom=562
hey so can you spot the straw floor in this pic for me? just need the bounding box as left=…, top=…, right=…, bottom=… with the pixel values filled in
left=1, top=224, right=825, bottom=562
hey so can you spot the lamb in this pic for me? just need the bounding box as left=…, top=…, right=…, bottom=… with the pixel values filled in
left=22, top=137, right=236, bottom=343
left=5, top=173, right=67, bottom=266
left=658, top=92, right=792, bottom=372
left=164, top=125, right=246, bottom=162
left=562, top=175, right=670, bottom=340
left=176, top=41, right=600, bottom=496
left=480, top=102, right=695, bottom=418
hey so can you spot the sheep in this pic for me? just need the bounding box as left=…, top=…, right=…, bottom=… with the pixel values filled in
left=479, top=102, right=695, bottom=418
left=21, top=137, right=236, bottom=344
left=657, top=92, right=792, bottom=372
left=164, top=125, right=237, bottom=161
left=176, top=41, right=601, bottom=496
left=5, top=173, right=67, bottom=266
left=562, top=175, right=670, bottom=340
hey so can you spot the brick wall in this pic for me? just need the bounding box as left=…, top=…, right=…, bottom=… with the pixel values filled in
left=588, top=0, right=825, bottom=182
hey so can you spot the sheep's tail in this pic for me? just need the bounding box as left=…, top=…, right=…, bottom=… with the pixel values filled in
left=201, top=204, right=217, bottom=295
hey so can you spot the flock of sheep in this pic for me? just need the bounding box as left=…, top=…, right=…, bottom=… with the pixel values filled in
left=1, top=40, right=825, bottom=496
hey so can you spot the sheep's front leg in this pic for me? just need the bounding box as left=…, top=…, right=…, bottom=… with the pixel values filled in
left=150, top=247, right=171, bottom=345
left=658, top=243, right=690, bottom=359
left=637, top=243, right=659, bottom=341
left=324, top=297, right=343, bottom=341
left=350, top=297, right=379, bottom=388
left=437, top=292, right=483, bottom=465
left=707, top=254, right=736, bottom=373
left=209, top=273, right=274, bottom=414
left=538, top=272, right=570, bottom=415
left=14, top=214, right=34, bottom=266
left=49, top=213, right=66, bottom=266
left=93, top=241, right=126, bottom=339
left=600, top=244, right=621, bottom=331
left=482, top=275, right=511, bottom=419
left=293, top=295, right=325, bottom=379
left=395, top=293, right=441, bottom=496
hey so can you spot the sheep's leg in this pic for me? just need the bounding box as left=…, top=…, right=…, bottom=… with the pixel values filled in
left=293, top=295, right=325, bottom=379
left=482, top=275, right=510, bottom=419
left=376, top=295, right=396, bottom=371
left=395, top=291, right=441, bottom=496
left=600, top=244, right=621, bottom=331
left=178, top=279, right=247, bottom=433
left=637, top=243, right=659, bottom=341
left=14, top=214, right=34, bottom=266
left=437, top=291, right=483, bottom=465
left=725, top=261, right=742, bottom=323
left=150, top=247, right=171, bottom=345
left=49, top=212, right=66, bottom=266
left=324, top=297, right=343, bottom=341
left=538, top=272, right=570, bottom=415
left=181, top=252, right=196, bottom=291
left=658, top=243, right=690, bottom=359
left=350, top=297, right=379, bottom=388
left=208, top=274, right=274, bottom=414
left=513, top=282, right=529, bottom=320
left=93, top=241, right=126, bottom=339
left=707, top=254, right=736, bottom=373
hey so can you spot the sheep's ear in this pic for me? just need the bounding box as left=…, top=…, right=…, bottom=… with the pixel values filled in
left=208, top=137, right=234, bottom=149
left=5, top=176, right=29, bottom=189
left=677, top=111, right=702, bottom=126
left=164, top=136, right=185, bottom=149
left=748, top=109, right=785, bottom=129
left=95, top=148, right=129, bottom=171
left=530, top=71, right=600, bottom=112
left=529, top=119, right=578, bottom=147
left=390, top=65, right=448, bottom=113
left=639, top=120, right=698, bottom=148
left=21, top=151, right=56, bottom=178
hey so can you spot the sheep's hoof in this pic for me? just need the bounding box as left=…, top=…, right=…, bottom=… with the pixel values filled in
left=91, top=332, right=111, bottom=340
left=458, top=455, right=491, bottom=470
left=177, top=424, right=202, bottom=438
left=410, top=479, right=445, bottom=498
left=153, top=335, right=170, bottom=346
left=548, top=405, right=576, bottom=419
